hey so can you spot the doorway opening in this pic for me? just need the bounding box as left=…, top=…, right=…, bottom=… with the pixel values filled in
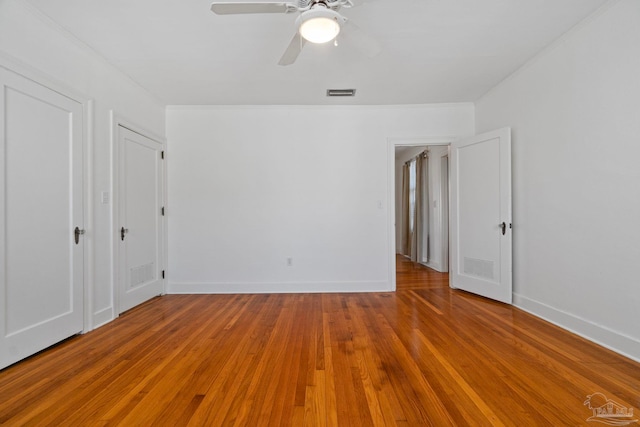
left=388, top=138, right=451, bottom=290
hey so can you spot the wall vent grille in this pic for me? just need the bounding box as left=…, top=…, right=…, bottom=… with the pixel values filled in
left=326, top=89, right=356, bottom=97
left=130, top=262, right=155, bottom=289
left=463, top=257, right=494, bottom=280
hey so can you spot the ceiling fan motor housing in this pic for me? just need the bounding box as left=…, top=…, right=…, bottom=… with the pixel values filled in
left=298, top=0, right=352, bottom=12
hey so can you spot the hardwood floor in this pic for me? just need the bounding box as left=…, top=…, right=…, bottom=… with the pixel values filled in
left=1, top=256, right=638, bottom=426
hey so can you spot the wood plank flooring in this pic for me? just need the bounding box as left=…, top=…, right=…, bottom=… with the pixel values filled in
left=1, top=256, right=639, bottom=426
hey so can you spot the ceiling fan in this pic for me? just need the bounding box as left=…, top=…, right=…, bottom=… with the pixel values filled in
left=210, top=0, right=381, bottom=65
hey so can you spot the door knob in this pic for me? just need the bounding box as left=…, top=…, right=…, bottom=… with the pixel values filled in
left=74, top=227, right=85, bottom=245
left=500, top=222, right=506, bottom=235
left=121, top=227, right=129, bottom=241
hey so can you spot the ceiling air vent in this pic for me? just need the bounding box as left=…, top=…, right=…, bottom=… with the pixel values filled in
left=326, top=89, right=356, bottom=97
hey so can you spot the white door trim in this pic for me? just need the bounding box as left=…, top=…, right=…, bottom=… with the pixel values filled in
left=110, top=112, right=167, bottom=316
left=0, top=54, right=93, bottom=334
left=387, top=136, right=455, bottom=291
left=439, top=153, right=450, bottom=273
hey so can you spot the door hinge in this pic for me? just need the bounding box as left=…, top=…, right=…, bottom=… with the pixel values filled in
left=162, top=270, right=165, bottom=279
left=161, top=206, right=165, bottom=216
left=161, top=150, right=165, bottom=159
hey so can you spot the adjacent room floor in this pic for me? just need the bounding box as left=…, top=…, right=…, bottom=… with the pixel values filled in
left=1, top=256, right=638, bottom=425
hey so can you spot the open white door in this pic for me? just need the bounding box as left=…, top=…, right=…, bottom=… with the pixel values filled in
left=118, top=126, right=164, bottom=313
left=0, top=67, right=84, bottom=369
left=450, top=128, right=512, bottom=304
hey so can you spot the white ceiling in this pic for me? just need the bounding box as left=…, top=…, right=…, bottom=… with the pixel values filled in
left=24, top=0, right=609, bottom=105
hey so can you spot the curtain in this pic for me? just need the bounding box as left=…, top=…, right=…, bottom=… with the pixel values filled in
left=401, top=151, right=429, bottom=262
left=401, top=162, right=411, bottom=256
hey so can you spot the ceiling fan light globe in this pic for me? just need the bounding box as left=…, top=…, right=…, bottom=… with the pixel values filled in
left=297, top=8, right=342, bottom=44
left=300, top=17, right=340, bottom=43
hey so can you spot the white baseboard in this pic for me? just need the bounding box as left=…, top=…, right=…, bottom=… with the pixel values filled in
left=168, top=280, right=392, bottom=294
left=514, top=293, right=640, bottom=363
left=424, top=260, right=445, bottom=272
left=92, top=306, right=115, bottom=330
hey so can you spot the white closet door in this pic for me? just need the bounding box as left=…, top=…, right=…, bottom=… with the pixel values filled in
left=118, top=126, right=164, bottom=313
left=0, top=67, right=84, bottom=370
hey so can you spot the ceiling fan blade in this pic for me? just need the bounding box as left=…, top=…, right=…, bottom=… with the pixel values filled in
left=340, top=19, right=381, bottom=58
left=211, top=2, right=292, bottom=15
left=278, top=33, right=306, bottom=66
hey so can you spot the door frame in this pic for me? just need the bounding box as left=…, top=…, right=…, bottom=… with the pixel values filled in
left=0, top=53, right=93, bottom=333
left=110, top=112, right=167, bottom=316
left=439, top=153, right=450, bottom=273
left=387, top=136, right=454, bottom=291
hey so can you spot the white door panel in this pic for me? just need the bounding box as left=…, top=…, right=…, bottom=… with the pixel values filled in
left=0, top=67, right=84, bottom=369
left=450, top=128, right=512, bottom=304
left=118, top=126, right=163, bottom=313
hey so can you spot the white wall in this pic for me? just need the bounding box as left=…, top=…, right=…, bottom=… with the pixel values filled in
left=0, top=0, right=166, bottom=328
left=166, top=105, right=473, bottom=293
left=476, top=0, right=640, bottom=361
left=425, top=145, right=449, bottom=272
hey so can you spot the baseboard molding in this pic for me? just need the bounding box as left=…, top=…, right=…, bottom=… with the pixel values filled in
left=168, top=280, right=392, bottom=294
left=514, top=293, right=640, bottom=363
left=92, top=307, right=115, bottom=330
left=424, top=260, right=445, bottom=272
